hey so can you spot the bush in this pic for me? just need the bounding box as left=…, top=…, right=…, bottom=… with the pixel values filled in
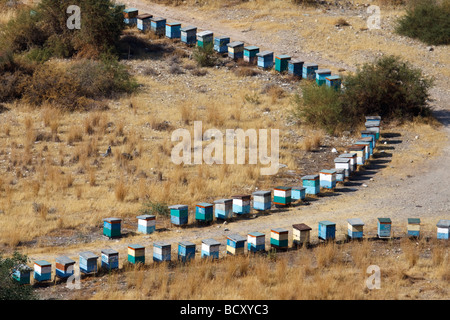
left=395, top=0, right=450, bottom=45
left=139, top=201, right=170, bottom=217
left=0, top=251, right=37, bottom=300
left=192, top=43, right=217, bottom=67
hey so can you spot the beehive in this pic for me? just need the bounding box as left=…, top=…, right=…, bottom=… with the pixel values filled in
left=275, top=55, right=291, bottom=72
left=318, top=221, right=336, bottom=241
left=356, top=137, right=374, bottom=158
left=407, top=218, right=421, bottom=237
left=256, top=51, right=274, bottom=69
left=247, top=232, right=265, bottom=253
left=243, top=46, right=260, bottom=64
left=361, top=130, right=377, bottom=148
left=325, top=75, right=342, bottom=90
left=214, top=198, right=233, bottom=220
left=365, top=122, right=380, bottom=141
left=252, top=190, right=272, bottom=211
left=226, top=234, right=246, bottom=255
left=201, top=238, right=220, bottom=259
left=227, top=41, right=244, bottom=60
left=270, top=228, right=289, bottom=250
left=377, top=218, right=392, bottom=239
left=12, top=264, right=32, bottom=284
left=365, top=116, right=381, bottom=123
left=103, top=218, right=121, bottom=238
left=169, top=204, right=188, bottom=226
left=291, top=186, right=306, bottom=201
left=195, top=202, right=214, bottom=222
left=136, top=214, right=156, bottom=234
left=292, top=223, right=312, bottom=247
left=338, top=153, right=357, bottom=173
left=178, top=241, right=196, bottom=262
left=151, top=17, right=166, bottom=36
left=34, top=260, right=52, bottom=282
left=197, top=31, right=214, bottom=48
left=334, top=157, right=351, bottom=178
left=319, top=169, right=337, bottom=189
left=347, top=218, right=364, bottom=239
left=128, top=244, right=145, bottom=264
left=436, top=220, right=449, bottom=240
left=165, top=22, right=181, bottom=39
left=348, top=145, right=366, bottom=166
left=335, top=168, right=345, bottom=182
left=101, top=249, right=119, bottom=270
left=123, top=8, right=138, bottom=26
left=288, top=60, right=304, bottom=77
left=315, top=69, right=332, bottom=86
left=181, top=26, right=197, bottom=45
left=301, top=174, right=320, bottom=195
left=302, top=63, right=319, bottom=80
left=137, top=13, right=153, bottom=32
left=273, top=186, right=291, bottom=206
left=214, top=35, right=230, bottom=53
left=355, top=140, right=371, bottom=161
left=79, top=251, right=98, bottom=274
left=55, top=256, right=75, bottom=279
left=232, top=195, right=251, bottom=215
left=153, top=242, right=171, bottom=262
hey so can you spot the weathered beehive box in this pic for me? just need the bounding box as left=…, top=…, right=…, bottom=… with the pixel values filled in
left=227, top=234, right=246, bottom=255
left=79, top=251, right=98, bottom=274
left=232, top=195, right=251, bottom=215
left=247, top=231, right=265, bottom=253
left=348, top=145, right=366, bottom=166
left=153, top=242, right=171, bottom=262
left=356, top=137, right=374, bottom=158
left=436, top=220, right=449, bottom=240
left=275, top=55, right=291, bottom=72
left=178, top=241, right=196, bottom=262
left=201, top=238, right=220, bottom=259
left=227, top=41, right=244, bottom=60
left=128, top=244, right=145, bottom=264
left=137, top=214, right=156, bottom=234
left=137, top=13, right=153, bottom=32
left=256, top=51, right=274, bottom=69
left=335, top=168, right=345, bottom=182
left=270, top=228, right=289, bottom=250
left=293, top=223, right=312, bottom=247
left=318, top=221, right=336, bottom=241
left=273, top=186, right=292, bottom=206
left=214, top=35, right=230, bottom=53
left=165, top=22, right=181, bottom=39
left=319, top=169, right=337, bottom=189
left=355, top=140, right=371, bottom=161
left=12, top=264, right=32, bottom=284
left=407, top=218, right=421, bottom=237
left=244, top=46, right=260, bottom=64
left=55, top=256, right=75, bottom=279
left=325, top=75, right=342, bottom=90
left=361, top=130, right=377, bottom=148
left=151, top=17, right=166, bottom=36
left=252, top=190, right=271, bottom=211
left=197, top=31, right=214, bottom=48
left=334, top=157, right=351, bottom=178
left=338, top=153, right=357, bottom=173
left=301, top=174, right=320, bottom=195
left=347, top=218, right=364, bottom=239
left=34, top=260, right=52, bottom=282
left=101, top=249, right=119, bottom=270
left=315, top=69, right=332, bottom=86
left=195, top=202, right=214, bottom=222
left=103, top=218, right=121, bottom=238
left=302, top=63, right=319, bottom=80
left=169, top=205, right=188, bottom=226
left=377, top=218, right=392, bottom=239
left=288, top=60, right=304, bottom=77
left=291, top=186, right=306, bottom=201
left=181, top=26, right=197, bottom=45
left=214, top=198, right=233, bottom=220
left=123, top=8, right=138, bottom=26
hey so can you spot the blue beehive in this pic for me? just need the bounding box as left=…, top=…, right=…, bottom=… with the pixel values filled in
left=288, top=60, right=304, bottom=78
left=315, top=69, right=332, bottom=86
left=291, top=186, right=306, bottom=201
left=181, top=26, right=197, bottom=45
left=273, top=186, right=292, bottom=206
left=214, top=36, right=230, bottom=53
left=79, top=252, right=98, bottom=274
left=227, top=41, right=244, bottom=60
left=153, top=242, right=171, bottom=262
left=361, top=130, right=377, bottom=149
left=252, top=190, right=271, bottom=211
left=407, top=218, right=421, bottom=238
left=103, top=217, right=121, bottom=238
left=326, top=75, right=342, bottom=90
left=244, top=46, right=260, bottom=64
left=436, top=220, right=449, bottom=240
left=232, top=195, right=251, bottom=215
left=197, top=31, right=214, bottom=48
left=195, top=202, right=214, bottom=222
left=275, top=55, right=291, bottom=72
left=377, top=218, right=392, bottom=239
left=227, top=234, right=246, bottom=255
left=137, top=13, right=153, bottom=32
left=128, top=244, right=145, bottom=264
left=201, top=238, right=220, bottom=259
left=347, top=218, right=364, bottom=239
left=123, top=8, right=138, bottom=26
left=356, top=137, right=374, bottom=158
left=335, top=168, right=345, bottom=182
left=318, top=221, right=336, bottom=241
left=301, top=174, right=320, bottom=195
left=166, top=22, right=181, bottom=39
left=33, top=260, right=52, bottom=282
left=256, top=51, right=273, bottom=69
left=12, top=264, right=32, bottom=284
left=302, top=63, right=319, bottom=80
left=137, top=214, right=156, bottom=234
left=55, top=256, right=75, bottom=279
left=319, top=169, right=337, bottom=189
left=178, top=241, right=196, bottom=262
left=101, top=249, right=119, bottom=270
left=169, top=205, right=188, bottom=226
left=151, top=17, right=166, bottom=36
left=214, top=198, right=233, bottom=220
left=247, top=231, right=265, bottom=253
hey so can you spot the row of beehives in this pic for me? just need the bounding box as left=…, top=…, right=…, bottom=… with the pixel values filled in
left=12, top=217, right=450, bottom=285
left=121, top=7, right=342, bottom=89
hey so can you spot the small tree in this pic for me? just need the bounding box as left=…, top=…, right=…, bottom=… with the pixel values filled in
left=0, top=251, right=37, bottom=300
left=192, top=43, right=217, bottom=67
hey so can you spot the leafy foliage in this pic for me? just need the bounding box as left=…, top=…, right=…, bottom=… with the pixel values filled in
left=140, top=201, right=170, bottom=217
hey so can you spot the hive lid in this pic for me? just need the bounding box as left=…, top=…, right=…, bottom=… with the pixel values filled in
left=248, top=231, right=265, bottom=237
left=56, top=256, right=75, bottom=265
left=276, top=55, right=291, bottom=59
left=198, top=30, right=213, bottom=37
left=408, top=218, right=420, bottom=224
left=274, top=186, right=291, bottom=191
left=256, top=51, right=273, bottom=57
left=34, top=260, right=51, bottom=267
left=214, top=198, right=233, bottom=204
left=232, top=194, right=251, bottom=200
left=365, top=121, right=380, bottom=127
left=292, top=223, right=312, bottom=231
left=151, top=17, right=166, bottom=21
left=361, top=130, right=377, bottom=135
left=335, top=168, right=346, bottom=173
left=378, top=218, right=392, bottom=223
left=303, top=62, right=318, bottom=67
left=289, top=59, right=304, bottom=64
left=228, top=41, right=244, bottom=47
left=136, top=214, right=155, bottom=220
left=436, top=219, right=450, bottom=228
left=320, top=169, right=336, bottom=174
left=215, top=35, right=230, bottom=40
left=197, top=202, right=213, bottom=208
left=292, top=186, right=306, bottom=191
left=252, top=190, right=271, bottom=196
left=124, top=8, right=138, bottom=12
left=154, top=241, right=170, bottom=248
left=227, top=234, right=246, bottom=242
left=347, top=218, right=364, bottom=226
left=128, top=244, right=145, bottom=250
left=319, top=220, right=336, bottom=226
left=179, top=241, right=195, bottom=247
left=101, top=248, right=119, bottom=255
left=326, top=75, right=341, bottom=80
left=301, top=174, right=319, bottom=180
left=137, top=13, right=153, bottom=19
left=366, top=116, right=381, bottom=121
left=169, top=204, right=188, bottom=210
left=334, top=157, right=350, bottom=163
left=181, top=25, right=197, bottom=31
left=79, top=251, right=98, bottom=260
left=271, top=228, right=288, bottom=233
left=315, top=69, right=331, bottom=74
left=358, top=137, right=373, bottom=142
left=202, top=238, right=220, bottom=246
left=166, top=22, right=181, bottom=26
left=244, top=45, right=259, bottom=51
left=103, top=217, right=122, bottom=223
left=348, top=145, right=365, bottom=151
left=339, top=153, right=357, bottom=158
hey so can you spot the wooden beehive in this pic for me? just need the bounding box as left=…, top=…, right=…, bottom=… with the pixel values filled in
left=232, top=195, right=251, bottom=215
left=103, top=217, right=121, bottom=238
left=252, top=190, right=271, bottom=211
left=271, top=228, right=289, bottom=250
left=136, top=214, right=156, bottom=234
left=201, top=238, right=220, bottom=259
left=226, top=234, right=246, bottom=255
left=166, top=22, right=181, bottom=39
left=319, top=169, right=337, bottom=189
left=356, top=137, right=374, bottom=158
left=137, top=13, right=153, bottom=32
left=178, top=241, right=196, bottom=262
left=195, top=202, right=214, bottom=222
left=347, top=218, right=364, bottom=239
left=153, top=242, right=171, bottom=262
left=12, top=264, right=32, bottom=284
left=361, top=130, right=377, bottom=148
left=273, top=186, right=292, bottom=206
left=318, top=221, right=336, bottom=241
left=334, top=157, right=351, bottom=178
left=325, top=75, right=342, bottom=90
left=407, top=218, right=421, bottom=238
left=335, top=168, right=345, bottom=182
left=275, top=55, right=291, bottom=72
left=247, top=231, right=265, bottom=253
left=123, top=8, right=138, bottom=26
left=79, top=251, right=98, bottom=274
left=169, top=204, right=188, bottom=226
left=338, top=153, right=357, bottom=173
left=315, top=69, right=332, bottom=86
left=55, top=256, right=75, bottom=279
left=214, top=35, right=230, bottom=53
left=214, top=198, right=233, bottom=220
left=181, top=26, right=197, bottom=45
left=436, top=220, right=449, bottom=240
left=227, top=41, right=244, bottom=60
left=291, top=186, right=306, bottom=201
left=243, top=46, right=260, bottom=64
left=197, top=31, right=214, bottom=48
left=302, top=63, right=319, bottom=80
left=354, top=140, right=371, bottom=161
left=348, top=145, right=366, bottom=166
left=256, top=51, right=274, bottom=69
left=292, top=223, right=312, bottom=247
left=101, top=249, right=119, bottom=270
left=377, top=218, right=392, bottom=239
left=365, top=122, right=380, bottom=141
left=128, top=244, right=145, bottom=264
left=301, top=174, right=320, bottom=195
left=151, top=17, right=166, bottom=36
left=34, top=260, right=52, bottom=282
left=288, top=60, right=304, bottom=77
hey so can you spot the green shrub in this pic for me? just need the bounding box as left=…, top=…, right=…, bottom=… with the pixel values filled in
left=192, top=43, right=217, bottom=67
left=0, top=251, right=37, bottom=300
left=139, top=201, right=170, bottom=217
left=395, top=0, right=450, bottom=45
